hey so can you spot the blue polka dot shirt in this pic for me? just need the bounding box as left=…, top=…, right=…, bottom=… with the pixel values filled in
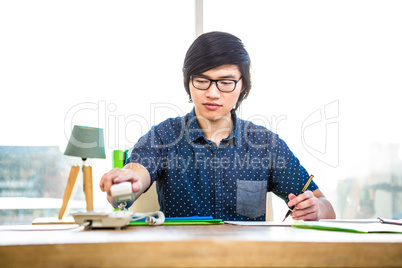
left=127, top=109, right=318, bottom=221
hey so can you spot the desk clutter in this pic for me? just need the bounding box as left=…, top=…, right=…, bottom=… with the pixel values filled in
left=27, top=217, right=402, bottom=233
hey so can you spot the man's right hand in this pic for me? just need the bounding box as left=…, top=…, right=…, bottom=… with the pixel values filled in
left=99, top=163, right=151, bottom=205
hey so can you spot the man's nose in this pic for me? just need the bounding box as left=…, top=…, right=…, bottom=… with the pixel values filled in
left=206, top=82, right=221, bottom=98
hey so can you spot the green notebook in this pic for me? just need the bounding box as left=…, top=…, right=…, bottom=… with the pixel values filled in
left=129, top=216, right=223, bottom=226
left=292, top=220, right=402, bottom=233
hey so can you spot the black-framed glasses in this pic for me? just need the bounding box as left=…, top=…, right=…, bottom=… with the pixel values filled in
left=191, top=76, right=242, bottom=92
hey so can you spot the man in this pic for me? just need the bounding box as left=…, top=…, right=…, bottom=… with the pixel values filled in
left=100, top=31, right=335, bottom=221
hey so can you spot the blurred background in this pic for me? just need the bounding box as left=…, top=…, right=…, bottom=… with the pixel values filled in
left=1, top=0, right=401, bottom=224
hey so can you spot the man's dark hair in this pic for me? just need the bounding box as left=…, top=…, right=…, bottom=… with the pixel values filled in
left=182, top=31, right=251, bottom=110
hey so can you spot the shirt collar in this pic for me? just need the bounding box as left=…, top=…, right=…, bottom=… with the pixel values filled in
left=187, top=108, right=204, bottom=143
left=186, top=108, right=239, bottom=146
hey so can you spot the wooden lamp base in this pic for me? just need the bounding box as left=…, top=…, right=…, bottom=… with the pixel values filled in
left=58, top=163, right=94, bottom=220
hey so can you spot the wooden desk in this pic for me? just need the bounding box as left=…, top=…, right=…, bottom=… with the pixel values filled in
left=0, top=224, right=401, bottom=267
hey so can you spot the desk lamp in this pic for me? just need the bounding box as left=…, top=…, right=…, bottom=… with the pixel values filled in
left=58, top=125, right=106, bottom=219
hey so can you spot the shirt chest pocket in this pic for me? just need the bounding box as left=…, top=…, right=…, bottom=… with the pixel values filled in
left=235, top=180, right=267, bottom=219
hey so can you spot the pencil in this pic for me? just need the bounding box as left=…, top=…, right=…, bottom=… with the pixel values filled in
left=282, top=175, right=314, bottom=222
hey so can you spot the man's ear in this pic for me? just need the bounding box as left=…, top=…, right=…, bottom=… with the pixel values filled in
left=240, top=82, right=246, bottom=93
left=187, top=91, right=193, bottom=103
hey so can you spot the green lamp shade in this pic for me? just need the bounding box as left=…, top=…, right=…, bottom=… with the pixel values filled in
left=64, top=125, right=106, bottom=159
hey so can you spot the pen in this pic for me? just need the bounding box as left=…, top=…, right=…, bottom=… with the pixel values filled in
left=282, top=175, right=314, bottom=222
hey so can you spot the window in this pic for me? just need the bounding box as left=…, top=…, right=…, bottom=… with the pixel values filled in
left=0, top=1, right=195, bottom=224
